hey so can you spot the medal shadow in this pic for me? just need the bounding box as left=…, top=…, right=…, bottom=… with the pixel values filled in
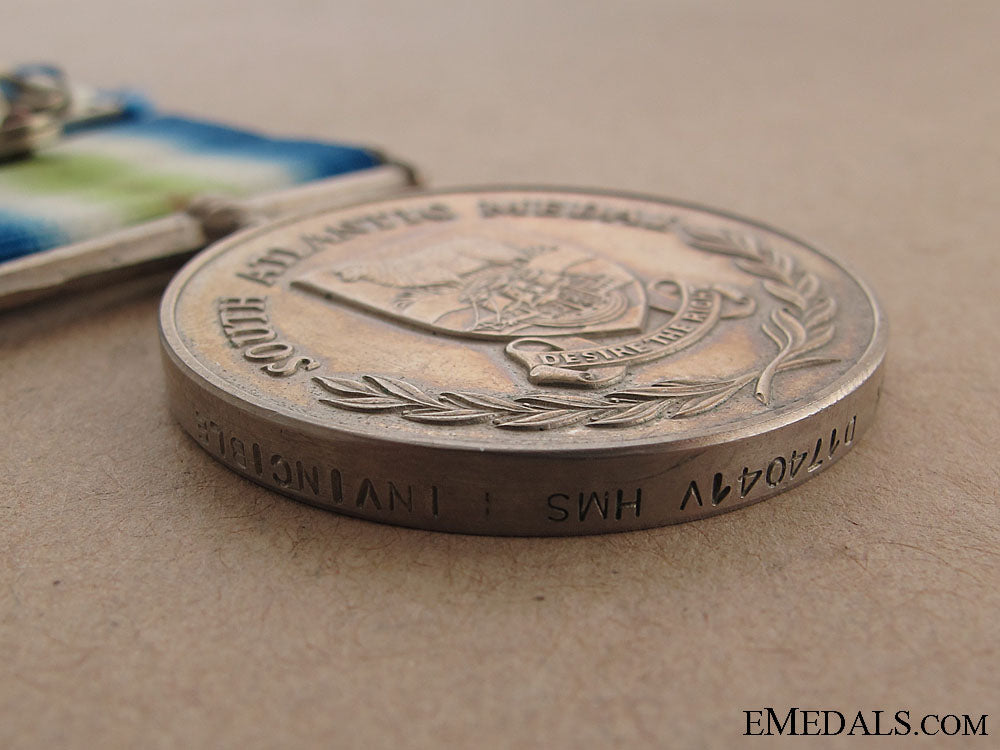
left=184, top=456, right=861, bottom=637
left=0, top=267, right=175, bottom=347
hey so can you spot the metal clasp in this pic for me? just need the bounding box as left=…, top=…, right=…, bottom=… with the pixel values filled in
left=0, top=64, right=70, bottom=159
left=0, top=64, right=136, bottom=160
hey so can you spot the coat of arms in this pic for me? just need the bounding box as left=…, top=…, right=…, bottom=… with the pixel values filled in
left=290, top=225, right=838, bottom=430
left=292, top=235, right=755, bottom=387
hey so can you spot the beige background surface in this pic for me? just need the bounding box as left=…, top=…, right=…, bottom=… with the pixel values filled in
left=2, top=1, right=998, bottom=747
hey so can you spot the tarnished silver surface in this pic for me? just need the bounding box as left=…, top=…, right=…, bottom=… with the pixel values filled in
left=160, top=188, right=886, bottom=535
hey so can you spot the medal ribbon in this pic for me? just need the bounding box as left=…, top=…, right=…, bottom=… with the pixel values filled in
left=0, top=69, right=382, bottom=263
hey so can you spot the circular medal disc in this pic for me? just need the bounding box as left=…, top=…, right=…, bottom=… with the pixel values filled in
left=160, top=188, right=886, bottom=535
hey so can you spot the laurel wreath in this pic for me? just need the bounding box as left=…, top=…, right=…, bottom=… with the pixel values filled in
left=313, top=227, right=838, bottom=430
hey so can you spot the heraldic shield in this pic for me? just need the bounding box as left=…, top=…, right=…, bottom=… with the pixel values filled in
left=293, top=235, right=755, bottom=387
